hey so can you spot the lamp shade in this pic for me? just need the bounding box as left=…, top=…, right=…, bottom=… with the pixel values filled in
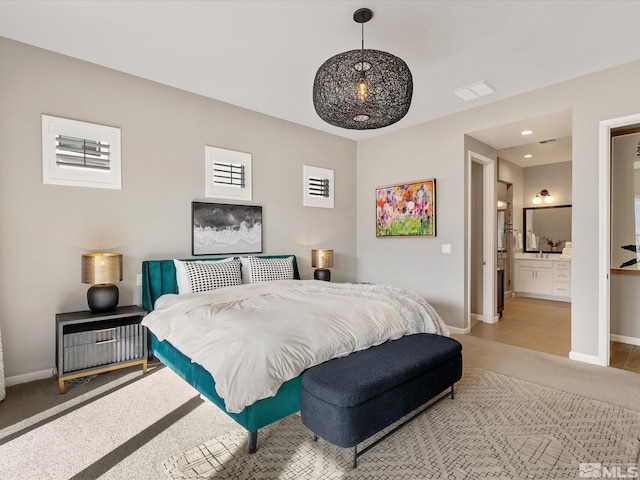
left=311, top=249, right=334, bottom=269
left=82, top=253, right=122, bottom=285
left=312, top=8, right=413, bottom=130
left=313, top=49, right=413, bottom=130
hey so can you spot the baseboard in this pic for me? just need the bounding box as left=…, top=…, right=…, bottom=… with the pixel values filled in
left=569, top=351, right=606, bottom=367
left=447, top=325, right=470, bottom=334
left=610, top=334, right=640, bottom=347
left=470, top=313, right=498, bottom=324
left=5, top=368, right=53, bottom=387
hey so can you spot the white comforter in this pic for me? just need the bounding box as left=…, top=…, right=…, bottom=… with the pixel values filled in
left=142, top=280, right=449, bottom=413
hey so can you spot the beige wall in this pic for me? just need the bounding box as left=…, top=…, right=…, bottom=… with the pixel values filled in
left=356, top=59, right=640, bottom=360
left=523, top=161, right=572, bottom=208
left=0, top=38, right=357, bottom=380
left=4, top=36, right=640, bottom=380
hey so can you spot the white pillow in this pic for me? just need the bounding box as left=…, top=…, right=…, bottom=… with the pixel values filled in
left=240, top=256, right=294, bottom=283
left=173, top=257, right=238, bottom=294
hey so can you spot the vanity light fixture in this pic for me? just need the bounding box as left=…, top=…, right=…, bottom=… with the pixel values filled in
left=532, top=189, right=553, bottom=205
left=312, top=8, right=413, bottom=130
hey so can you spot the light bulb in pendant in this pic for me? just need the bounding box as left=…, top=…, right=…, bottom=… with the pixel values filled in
left=357, top=78, right=368, bottom=100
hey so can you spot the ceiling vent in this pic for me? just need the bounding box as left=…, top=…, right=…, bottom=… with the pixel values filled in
left=450, top=81, right=496, bottom=101
left=539, top=138, right=557, bottom=144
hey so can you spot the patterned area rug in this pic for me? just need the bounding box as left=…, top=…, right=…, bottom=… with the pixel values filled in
left=164, top=366, right=640, bottom=479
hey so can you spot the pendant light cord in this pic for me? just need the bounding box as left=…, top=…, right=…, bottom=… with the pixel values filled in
left=360, top=20, right=365, bottom=77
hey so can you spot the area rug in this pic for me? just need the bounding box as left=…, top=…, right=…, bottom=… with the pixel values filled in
left=164, top=366, right=640, bottom=479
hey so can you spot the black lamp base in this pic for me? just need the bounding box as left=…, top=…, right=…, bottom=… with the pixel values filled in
left=87, top=284, right=119, bottom=313
left=314, top=268, right=331, bottom=282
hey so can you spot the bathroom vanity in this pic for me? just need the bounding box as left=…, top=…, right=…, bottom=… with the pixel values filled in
left=514, top=254, right=571, bottom=302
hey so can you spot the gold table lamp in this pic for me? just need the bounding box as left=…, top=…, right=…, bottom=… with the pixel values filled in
left=311, top=249, right=334, bottom=282
left=82, top=253, right=122, bottom=312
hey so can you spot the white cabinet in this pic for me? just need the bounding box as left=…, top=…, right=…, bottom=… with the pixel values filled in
left=552, top=261, right=571, bottom=298
left=514, top=258, right=570, bottom=301
left=515, top=260, right=553, bottom=296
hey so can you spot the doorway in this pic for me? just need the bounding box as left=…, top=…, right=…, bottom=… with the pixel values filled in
left=599, top=113, right=640, bottom=369
left=467, top=150, right=496, bottom=327
left=467, top=110, right=574, bottom=356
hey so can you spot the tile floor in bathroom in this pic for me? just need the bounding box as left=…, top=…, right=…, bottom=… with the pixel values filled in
left=469, top=295, right=640, bottom=373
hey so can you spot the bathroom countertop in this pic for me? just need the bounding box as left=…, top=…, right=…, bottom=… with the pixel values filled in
left=514, top=253, right=572, bottom=261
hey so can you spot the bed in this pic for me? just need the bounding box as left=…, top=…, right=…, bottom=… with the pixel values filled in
left=141, top=254, right=448, bottom=452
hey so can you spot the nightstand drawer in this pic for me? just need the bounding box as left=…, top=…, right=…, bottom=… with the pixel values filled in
left=62, top=324, right=145, bottom=373
left=63, top=323, right=142, bottom=347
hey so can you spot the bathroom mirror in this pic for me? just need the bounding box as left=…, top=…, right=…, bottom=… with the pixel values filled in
left=523, top=205, right=572, bottom=253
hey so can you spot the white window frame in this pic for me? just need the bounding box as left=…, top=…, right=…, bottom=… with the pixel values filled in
left=205, top=146, right=252, bottom=201
left=303, top=165, right=334, bottom=208
left=41, top=115, right=121, bottom=190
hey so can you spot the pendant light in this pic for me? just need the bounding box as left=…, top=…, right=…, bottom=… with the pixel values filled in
left=313, top=8, right=413, bottom=130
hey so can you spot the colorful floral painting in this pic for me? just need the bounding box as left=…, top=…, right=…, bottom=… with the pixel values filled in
left=376, top=179, right=436, bottom=237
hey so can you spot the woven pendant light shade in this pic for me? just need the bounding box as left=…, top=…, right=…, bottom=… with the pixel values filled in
left=313, top=8, right=413, bottom=130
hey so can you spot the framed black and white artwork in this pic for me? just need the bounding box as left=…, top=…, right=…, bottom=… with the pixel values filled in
left=191, top=202, right=262, bottom=255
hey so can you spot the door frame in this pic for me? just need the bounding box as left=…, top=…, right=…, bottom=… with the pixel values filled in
left=597, top=112, right=640, bottom=366
left=466, top=150, right=497, bottom=326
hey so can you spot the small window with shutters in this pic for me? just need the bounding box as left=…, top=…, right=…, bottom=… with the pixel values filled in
left=42, top=115, right=121, bottom=189
left=205, top=146, right=252, bottom=201
left=303, top=165, right=334, bottom=208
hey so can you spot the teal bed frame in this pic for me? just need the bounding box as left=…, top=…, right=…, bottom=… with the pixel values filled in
left=141, top=255, right=302, bottom=453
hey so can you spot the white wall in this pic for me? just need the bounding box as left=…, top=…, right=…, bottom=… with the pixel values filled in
left=0, top=38, right=357, bottom=380
left=356, top=59, right=640, bottom=358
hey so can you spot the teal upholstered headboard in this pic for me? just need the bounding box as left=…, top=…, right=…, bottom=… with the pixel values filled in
left=141, top=255, right=300, bottom=311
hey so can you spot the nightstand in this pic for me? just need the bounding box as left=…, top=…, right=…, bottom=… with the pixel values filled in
left=56, top=305, right=148, bottom=394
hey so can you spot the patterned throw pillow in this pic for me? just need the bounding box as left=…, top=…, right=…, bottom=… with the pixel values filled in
left=182, top=259, right=242, bottom=293
left=173, top=258, right=235, bottom=294
left=242, top=256, right=294, bottom=283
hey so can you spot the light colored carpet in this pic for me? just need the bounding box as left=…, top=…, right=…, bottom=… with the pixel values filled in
left=164, top=365, right=640, bottom=480
left=3, top=335, right=640, bottom=479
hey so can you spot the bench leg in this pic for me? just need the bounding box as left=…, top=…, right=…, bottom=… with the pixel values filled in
left=313, top=434, right=318, bottom=442
left=451, top=384, right=455, bottom=400
left=248, top=430, right=257, bottom=454
left=350, top=385, right=457, bottom=467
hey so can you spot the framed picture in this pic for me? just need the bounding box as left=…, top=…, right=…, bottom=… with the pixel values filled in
left=376, top=179, right=436, bottom=237
left=192, top=202, right=262, bottom=255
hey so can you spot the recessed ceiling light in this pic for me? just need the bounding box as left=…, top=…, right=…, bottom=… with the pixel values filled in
left=524, top=154, right=533, bottom=158
left=451, top=81, right=496, bottom=102
left=521, top=130, right=533, bottom=135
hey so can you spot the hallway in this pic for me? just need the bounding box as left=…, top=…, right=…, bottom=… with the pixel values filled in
left=469, top=296, right=640, bottom=373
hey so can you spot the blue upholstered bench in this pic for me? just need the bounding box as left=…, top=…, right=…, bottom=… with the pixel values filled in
left=300, top=333, right=463, bottom=467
